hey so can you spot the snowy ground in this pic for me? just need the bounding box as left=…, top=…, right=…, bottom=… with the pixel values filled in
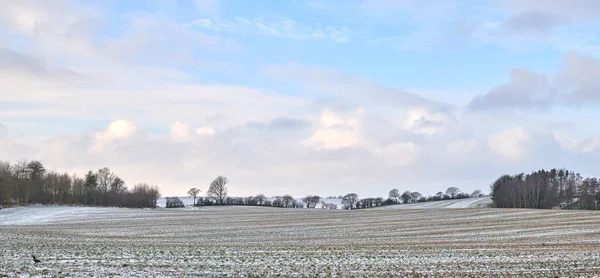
left=375, top=197, right=493, bottom=210
left=2, top=205, right=600, bottom=277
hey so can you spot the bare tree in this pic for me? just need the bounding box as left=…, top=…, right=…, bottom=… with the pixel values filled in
left=401, top=191, right=412, bottom=204
left=254, top=194, right=266, bottom=205
left=410, top=191, right=422, bottom=203
left=389, top=189, right=400, bottom=203
left=471, top=189, right=483, bottom=198
left=27, top=160, right=45, bottom=203
left=446, top=187, right=460, bottom=198
left=0, top=158, right=162, bottom=209
left=341, top=193, right=359, bottom=209
left=282, top=195, right=295, bottom=207
left=302, top=195, right=321, bottom=208
left=207, top=176, right=228, bottom=204
left=166, top=197, right=185, bottom=208
left=97, top=167, right=117, bottom=205
left=187, top=188, right=201, bottom=206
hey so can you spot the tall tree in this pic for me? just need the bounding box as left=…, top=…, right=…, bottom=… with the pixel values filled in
left=410, top=192, right=422, bottom=203
left=282, top=195, right=295, bottom=207
left=187, top=188, right=201, bottom=206
left=302, top=195, right=321, bottom=208
left=445, top=187, right=460, bottom=198
left=0, top=161, right=12, bottom=205
left=84, top=171, right=98, bottom=205
left=341, top=193, right=359, bottom=209
left=97, top=167, right=117, bottom=205
left=401, top=191, right=412, bottom=204
left=207, top=176, right=228, bottom=204
left=12, top=160, right=30, bottom=203
left=254, top=194, right=266, bottom=205
left=388, top=189, right=400, bottom=203
left=27, top=161, right=46, bottom=203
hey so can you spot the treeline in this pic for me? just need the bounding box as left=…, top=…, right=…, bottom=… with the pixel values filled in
left=0, top=160, right=160, bottom=208
left=491, top=168, right=600, bottom=210
left=172, top=176, right=485, bottom=210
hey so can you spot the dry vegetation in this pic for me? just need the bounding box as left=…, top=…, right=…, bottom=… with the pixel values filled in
left=2, top=206, right=600, bottom=277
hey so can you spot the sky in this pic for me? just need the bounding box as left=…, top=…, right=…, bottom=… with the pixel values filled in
left=1, top=0, right=600, bottom=198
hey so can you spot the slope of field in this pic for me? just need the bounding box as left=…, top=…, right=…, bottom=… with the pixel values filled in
left=2, top=206, right=600, bottom=277
left=375, top=196, right=493, bottom=210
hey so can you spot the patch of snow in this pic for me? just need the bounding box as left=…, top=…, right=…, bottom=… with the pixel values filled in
left=373, top=197, right=492, bottom=210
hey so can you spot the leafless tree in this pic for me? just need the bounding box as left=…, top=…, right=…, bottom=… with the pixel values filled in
left=166, top=197, right=185, bottom=208
left=446, top=187, right=460, bottom=198
left=401, top=191, right=412, bottom=203
left=389, top=188, right=400, bottom=203
left=0, top=158, right=161, bottom=209
left=187, top=188, right=201, bottom=206
left=320, top=201, right=338, bottom=209
left=282, top=195, right=295, bottom=207
left=302, top=195, right=321, bottom=208
left=410, top=191, right=422, bottom=203
left=207, top=176, right=228, bottom=204
left=341, top=193, right=359, bottom=209
left=471, top=189, right=483, bottom=197
left=97, top=167, right=117, bottom=205
left=254, top=194, right=266, bottom=205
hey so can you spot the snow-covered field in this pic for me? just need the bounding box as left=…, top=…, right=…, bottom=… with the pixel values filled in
left=375, top=196, right=493, bottom=209
left=2, top=205, right=600, bottom=277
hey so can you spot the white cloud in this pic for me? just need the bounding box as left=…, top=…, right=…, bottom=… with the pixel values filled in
left=303, top=107, right=421, bottom=166
left=96, top=120, right=137, bottom=142
left=170, top=122, right=215, bottom=143
left=2, top=0, right=600, bottom=199
left=404, top=108, right=453, bottom=135
left=195, top=126, right=216, bottom=135
left=554, top=132, right=600, bottom=153
left=91, top=120, right=138, bottom=153
left=445, top=139, right=480, bottom=157
left=303, top=108, right=363, bottom=150
left=488, top=127, right=532, bottom=161
left=170, top=121, right=193, bottom=143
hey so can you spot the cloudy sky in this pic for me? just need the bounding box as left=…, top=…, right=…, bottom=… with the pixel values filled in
left=1, top=0, right=600, bottom=197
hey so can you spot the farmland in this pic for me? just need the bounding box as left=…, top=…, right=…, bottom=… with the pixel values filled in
left=2, top=205, right=600, bottom=277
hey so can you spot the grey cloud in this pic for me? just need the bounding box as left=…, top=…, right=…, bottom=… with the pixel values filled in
left=501, top=11, right=568, bottom=34
left=467, top=67, right=555, bottom=111
left=468, top=53, right=600, bottom=111
left=245, top=117, right=312, bottom=131
left=264, top=63, right=454, bottom=110
left=0, top=47, right=82, bottom=80
left=500, top=0, right=600, bottom=20
left=559, top=53, right=600, bottom=104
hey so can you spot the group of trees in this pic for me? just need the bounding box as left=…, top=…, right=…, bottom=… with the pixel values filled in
left=388, top=187, right=483, bottom=205
left=0, top=160, right=160, bottom=208
left=491, top=168, right=600, bottom=210
left=175, top=176, right=484, bottom=210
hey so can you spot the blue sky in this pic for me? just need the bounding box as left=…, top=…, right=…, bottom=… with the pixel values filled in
left=1, top=0, right=600, bottom=197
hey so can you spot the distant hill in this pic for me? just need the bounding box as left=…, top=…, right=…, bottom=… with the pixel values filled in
left=156, top=196, right=492, bottom=209
left=372, top=197, right=492, bottom=210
